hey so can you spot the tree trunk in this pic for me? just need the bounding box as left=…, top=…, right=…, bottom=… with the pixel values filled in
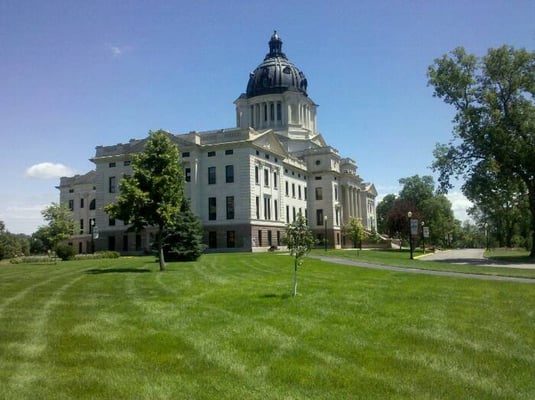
left=529, top=186, right=535, bottom=258
left=158, top=226, right=166, bottom=271
left=293, top=259, right=298, bottom=296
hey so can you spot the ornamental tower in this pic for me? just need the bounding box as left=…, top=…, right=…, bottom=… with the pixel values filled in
left=234, top=31, right=319, bottom=147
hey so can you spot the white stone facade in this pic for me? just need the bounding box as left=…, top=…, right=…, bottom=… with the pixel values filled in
left=58, top=32, right=377, bottom=253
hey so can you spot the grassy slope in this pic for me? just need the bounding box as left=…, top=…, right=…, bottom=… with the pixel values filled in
left=1, top=253, right=534, bottom=399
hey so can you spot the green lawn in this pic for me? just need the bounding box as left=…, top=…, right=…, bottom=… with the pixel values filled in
left=485, top=248, right=533, bottom=263
left=1, top=253, right=534, bottom=399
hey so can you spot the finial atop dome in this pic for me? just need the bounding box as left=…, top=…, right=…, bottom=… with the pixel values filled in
left=268, top=30, right=286, bottom=59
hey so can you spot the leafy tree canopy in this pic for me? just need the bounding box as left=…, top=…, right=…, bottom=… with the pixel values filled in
left=343, top=217, right=366, bottom=249
left=428, top=45, right=535, bottom=255
left=41, top=203, right=74, bottom=251
left=106, top=130, right=184, bottom=270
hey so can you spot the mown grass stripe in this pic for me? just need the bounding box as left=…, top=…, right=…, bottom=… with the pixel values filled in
left=5, top=273, right=86, bottom=398
left=1, top=254, right=534, bottom=399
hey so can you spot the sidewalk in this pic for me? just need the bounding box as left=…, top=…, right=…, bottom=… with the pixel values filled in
left=309, top=254, right=535, bottom=284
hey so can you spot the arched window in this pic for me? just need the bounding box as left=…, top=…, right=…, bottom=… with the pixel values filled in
left=89, top=199, right=96, bottom=210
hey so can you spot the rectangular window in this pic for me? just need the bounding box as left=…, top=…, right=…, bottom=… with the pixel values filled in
left=185, top=167, right=191, bottom=182
left=135, top=234, right=142, bottom=251
left=293, top=207, right=296, bottom=222
left=79, top=219, right=84, bottom=234
left=277, top=103, right=282, bottom=121
left=286, top=205, right=290, bottom=223
left=225, top=149, right=234, bottom=155
left=255, top=166, right=259, bottom=185
left=256, top=196, right=260, bottom=219
left=225, top=165, right=234, bottom=183
left=285, top=181, right=289, bottom=196
left=270, top=103, right=275, bottom=121
left=315, top=176, right=322, bottom=180
left=298, top=185, right=302, bottom=200
left=268, top=230, right=273, bottom=246
left=304, top=187, right=307, bottom=200
left=226, top=196, right=235, bottom=220
left=315, top=187, right=323, bottom=200
left=334, top=186, right=338, bottom=201
left=208, top=167, right=216, bottom=184
left=182, top=152, right=190, bottom=158
left=208, top=197, right=217, bottom=220
left=68, top=199, right=74, bottom=211
left=273, top=172, right=278, bottom=189
left=109, top=176, right=116, bottom=193
left=208, top=151, right=216, bottom=157
left=316, top=209, right=324, bottom=226
left=124, top=160, right=131, bottom=166
left=264, top=169, right=269, bottom=186
left=109, top=162, right=116, bottom=168
left=258, top=230, right=262, bottom=246
left=109, top=217, right=116, bottom=226
left=80, top=198, right=84, bottom=208
left=274, top=200, right=278, bottom=220
left=227, top=231, right=236, bottom=248
left=292, top=183, right=296, bottom=198
left=264, top=197, right=271, bottom=220
left=276, top=230, right=281, bottom=245
left=208, top=231, right=217, bottom=248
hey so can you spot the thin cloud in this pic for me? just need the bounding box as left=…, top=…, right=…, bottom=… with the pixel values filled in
left=107, top=44, right=132, bottom=58
left=25, top=162, right=75, bottom=179
left=446, top=192, right=473, bottom=222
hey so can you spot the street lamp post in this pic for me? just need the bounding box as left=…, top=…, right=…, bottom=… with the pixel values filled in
left=484, top=222, right=489, bottom=251
left=421, top=221, right=425, bottom=254
left=324, top=215, right=328, bottom=251
left=91, top=220, right=99, bottom=254
left=408, top=211, right=413, bottom=260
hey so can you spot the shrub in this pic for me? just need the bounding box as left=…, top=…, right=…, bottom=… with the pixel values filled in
left=74, top=251, right=120, bottom=260
left=55, top=243, right=75, bottom=261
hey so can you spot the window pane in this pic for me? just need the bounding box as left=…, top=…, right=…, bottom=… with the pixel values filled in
left=208, top=167, right=216, bottom=184
left=208, top=197, right=217, bottom=220
left=226, top=196, right=234, bottom=219
left=226, top=165, right=234, bottom=183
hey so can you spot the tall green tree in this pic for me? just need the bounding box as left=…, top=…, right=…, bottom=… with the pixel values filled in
left=376, top=193, right=396, bottom=234
left=0, top=222, right=29, bottom=260
left=106, top=130, right=184, bottom=271
left=163, top=199, right=206, bottom=261
left=284, top=213, right=315, bottom=296
left=378, top=175, right=457, bottom=247
left=41, top=203, right=74, bottom=252
left=398, top=175, right=434, bottom=208
left=428, top=45, right=535, bottom=256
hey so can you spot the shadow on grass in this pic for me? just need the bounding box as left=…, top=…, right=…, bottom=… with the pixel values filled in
left=260, top=293, right=292, bottom=300
left=85, top=268, right=152, bottom=275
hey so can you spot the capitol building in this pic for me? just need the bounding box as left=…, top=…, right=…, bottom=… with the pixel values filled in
left=58, top=32, right=377, bottom=254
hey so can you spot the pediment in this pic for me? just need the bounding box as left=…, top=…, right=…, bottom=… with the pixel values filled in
left=364, top=183, right=378, bottom=197
left=250, top=130, right=288, bottom=157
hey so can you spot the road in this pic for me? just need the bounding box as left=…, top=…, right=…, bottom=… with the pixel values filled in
left=420, top=248, right=535, bottom=269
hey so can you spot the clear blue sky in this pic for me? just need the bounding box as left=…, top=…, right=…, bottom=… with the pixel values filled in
left=1, top=0, right=533, bottom=234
